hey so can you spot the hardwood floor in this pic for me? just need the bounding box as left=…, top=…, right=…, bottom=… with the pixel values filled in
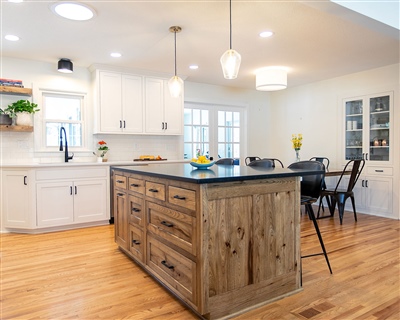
left=1, top=211, right=399, bottom=319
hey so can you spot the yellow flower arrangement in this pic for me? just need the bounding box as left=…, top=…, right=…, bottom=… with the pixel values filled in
left=291, top=134, right=303, bottom=151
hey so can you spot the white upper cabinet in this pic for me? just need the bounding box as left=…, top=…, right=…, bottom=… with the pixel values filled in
left=144, top=77, right=183, bottom=135
left=97, top=71, right=143, bottom=133
left=94, top=70, right=183, bottom=135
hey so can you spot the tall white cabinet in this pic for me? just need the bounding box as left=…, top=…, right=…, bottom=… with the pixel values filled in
left=342, top=91, right=394, bottom=218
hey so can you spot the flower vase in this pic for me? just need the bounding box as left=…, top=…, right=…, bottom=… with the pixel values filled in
left=102, top=152, right=108, bottom=162
left=295, top=149, right=300, bottom=162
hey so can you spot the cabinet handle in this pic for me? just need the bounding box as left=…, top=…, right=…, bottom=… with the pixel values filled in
left=375, top=169, right=384, bottom=173
left=161, top=220, right=174, bottom=228
left=70, top=186, right=73, bottom=195
left=123, top=120, right=126, bottom=128
left=173, top=195, right=186, bottom=200
left=161, top=260, right=174, bottom=270
left=148, top=188, right=158, bottom=193
left=75, top=186, right=77, bottom=194
left=165, top=122, right=167, bottom=130
left=365, top=180, right=368, bottom=188
left=132, top=208, right=141, bottom=212
left=162, top=122, right=164, bottom=130
left=366, top=153, right=368, bottom=161
left=362, top=153, right=365, bottom=160
left=116, top=180, right=124, bottom=184
left=23, top=176, right=28, bottom=185
left=132, top=239, right=141, bottom=245
left=120, top=120, right=122, bottom=128
left=362, top=180, right=364, bottom=187
left=117, top=192, right=124, bottom=196
left=130, top=183, right=139, bottom=187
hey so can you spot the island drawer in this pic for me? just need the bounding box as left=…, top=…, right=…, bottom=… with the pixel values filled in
left=168, top=186, right=196, bottom=211
left=128, top=177, right=145, bottom=195
left=129, top=224, right=144, bottom=263
left=147, top=202, right=196, bottom=255
left=145, top=181, right=166, bottom=201
left=114, top=174, right=127, bottom=190
left=147, top=235, right=196, bottom=305
left=129, top=195, right=144, bottom=227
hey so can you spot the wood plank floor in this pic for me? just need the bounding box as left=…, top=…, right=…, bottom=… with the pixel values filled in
left=1, top=211, right=399, bottom=319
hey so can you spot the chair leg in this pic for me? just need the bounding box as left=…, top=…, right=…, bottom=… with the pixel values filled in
left=304, top=204, right=333, bottom=274
left=337, top=201, right=345, bottom=225
left=350, top=196, right=357, bottom=222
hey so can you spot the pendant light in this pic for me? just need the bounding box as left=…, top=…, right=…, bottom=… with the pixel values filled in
left=57, top=58, right=73, bottom=73
left=168, top=26, right=183, bottom=98
left=220, top=0, right=241, bottom=79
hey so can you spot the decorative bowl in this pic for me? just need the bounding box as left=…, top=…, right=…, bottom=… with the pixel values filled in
left=190, top=161, right=215, bottom=169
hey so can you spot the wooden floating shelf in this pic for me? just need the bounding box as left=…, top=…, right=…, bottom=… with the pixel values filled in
left=0, top=125, right=33, bottom=132
left=0, top=86, right=32, bottom=96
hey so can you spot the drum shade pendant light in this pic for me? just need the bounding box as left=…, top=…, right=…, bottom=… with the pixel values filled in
left=220, top=0, right=241, bottom=79
left=168, top=26, right=183, bottom=98
left=57, top=58, right=73, bottom=73
left=256, top=67, right=287, bottom=91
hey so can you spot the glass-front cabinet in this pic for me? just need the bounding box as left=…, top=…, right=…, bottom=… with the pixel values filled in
left=344, top=92, right=392, bottom=163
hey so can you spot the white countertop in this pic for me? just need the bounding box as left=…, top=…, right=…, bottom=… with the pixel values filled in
left=0, top=159, right=189, bottom=168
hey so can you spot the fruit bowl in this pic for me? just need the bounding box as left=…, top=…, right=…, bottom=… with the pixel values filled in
left=190, top=161, right=215, bottom=169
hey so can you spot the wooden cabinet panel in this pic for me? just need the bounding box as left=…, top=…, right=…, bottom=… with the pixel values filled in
left=129, top=194, right=144, bottom=227
left=114, top=191, right=128, bottom=249
left=147, top=202, right=196, bottom=255
left=114, top=175, right=127, bottom=190
left=129, top=224, right=144, bottom=263
left=128, top=177, right=145, bottom=195
left=168, top=186, right=196, bottom=211
left=145, top=181, right=165, bottom=201
left=147, top=235, right=196, bottom=305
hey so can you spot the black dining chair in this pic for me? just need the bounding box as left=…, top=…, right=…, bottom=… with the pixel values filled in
left=310, top=157, right=330, bottom=212
left=288, top=160, right=332, bottom=280
left=215, top=158, right=235, bottom=165
left=262, top=158, right=285, bottom=168
left=247, top=159, right=275, bottom=168
left=317, top=159, right=365, bottom=225
left=245, top=156, right=261, bottom=166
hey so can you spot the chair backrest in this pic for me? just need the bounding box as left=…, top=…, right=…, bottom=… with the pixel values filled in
left=248, top=159, right=275, bottom=168
left=262, top=158, right=285, bottom=168
left=288, top=160, right=326, bottom=199
left=215, top=158, right=235, bottom=165
left=245, top=156, right=261, bottom=166
left=335, top=159, right=365, bottom=192
left=309, top=157, right=330, bottom=170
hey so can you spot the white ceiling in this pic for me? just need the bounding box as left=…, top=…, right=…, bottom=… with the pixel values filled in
left=2, top=0, right=399, bottom=90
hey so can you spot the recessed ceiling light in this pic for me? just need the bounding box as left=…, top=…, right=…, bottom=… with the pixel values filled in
left=259, top=31, right=274, bottom=38
left=189, top=65, right=199, bottom=70
left=8, top=0, right=24, bottom=3
left=110, top=52, right=122, bottom=58
left=52, top=2, right=95, bottom=21
left=5, top=35, right=20, bottom=41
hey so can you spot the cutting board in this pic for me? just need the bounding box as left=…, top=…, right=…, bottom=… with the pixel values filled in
left=133, top=158, right=167, bottom=161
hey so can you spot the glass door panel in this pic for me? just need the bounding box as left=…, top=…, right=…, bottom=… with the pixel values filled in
left=369, top=95, right=390, bottom=161
left=345, top=99, right=363, bottom=160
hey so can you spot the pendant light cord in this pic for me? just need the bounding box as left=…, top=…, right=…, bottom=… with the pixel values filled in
left=229, top=0, right=232, bottom=50
left=174, top=31, right=177, bottom=76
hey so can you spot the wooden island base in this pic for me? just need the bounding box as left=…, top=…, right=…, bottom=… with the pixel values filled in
left=112, top=165, right=302, bottom=319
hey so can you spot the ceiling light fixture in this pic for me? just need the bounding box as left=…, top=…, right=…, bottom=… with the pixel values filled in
left=259, top=31, right=274, bottom=38
left=189, top=65, right=199, bottom=70
left=168, top=26, right=184, bottom=98
left=110, top=52, right=122, bottom=58
left=52, top=2, right=95, bottom=21
left=5, top=35, right=20, bottom=41
left=220, top=0, right=241, bottom=79
left=57, top=58, right=73, bottom=73
left=256, top=67, right=287, bottom=91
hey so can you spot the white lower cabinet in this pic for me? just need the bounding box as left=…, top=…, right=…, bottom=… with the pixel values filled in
left=1, top=166, right=110, bottom=232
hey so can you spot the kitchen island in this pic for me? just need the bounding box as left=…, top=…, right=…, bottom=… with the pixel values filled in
left=111, top=163, right=321, bottom=319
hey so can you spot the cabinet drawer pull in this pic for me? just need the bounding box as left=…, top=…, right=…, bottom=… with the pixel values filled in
left=70, top=186, right=73, bottom=195
left=123, top=120, right=126, bottom=128
left=116, top=180, right=125, bottom=184
left=119, top=120, right=122, bottom=128
left=23, top=176, right=28, bottom=185
left=165, top=122, right=168, bottom=130
left=375, top=169, right=384, bottom=172
left=173, top=195, right=186, bottom=200
left=161, top=260, right=174, bottom=270
left=132, top=208, right=141, bottom=212
left=117, top=192, right=124, bottom=196
left=162, top=122, right=164, bottom=130
left=130, top=183, right=139, bottom=187
left=132, top=239, right=141, bottom=245
left=362, top=180, right=365, bottom=187
left=161, top=220, right=174, bottom=228
left=365, top=180, right=368, bottom=188
left=148, top=188, right=158, bottom=193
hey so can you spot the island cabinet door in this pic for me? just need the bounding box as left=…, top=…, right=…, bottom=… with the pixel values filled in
left=204, top=180, right=299, bottom=318
left=114, top=190, right=128, bottom=249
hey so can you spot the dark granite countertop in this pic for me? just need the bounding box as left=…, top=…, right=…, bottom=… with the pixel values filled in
left=111, top=163, right=323, bottom=184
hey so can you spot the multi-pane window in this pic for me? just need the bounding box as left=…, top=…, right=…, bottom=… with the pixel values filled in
left=43, top=93, right=84, bottom=148
left=184, top=103, right=243, bottom=160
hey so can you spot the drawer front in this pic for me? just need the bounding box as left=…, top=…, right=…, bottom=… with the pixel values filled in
left=168, top=186, right=196, bottom=211
left=128, top=177, right=145, bottom=195
left=145, top=181, right=166, bottom=201
left=148, top=202, right=196, bottom=255
left=367, top=167, right=393, bottom=176
left=129, top=224, right=144, bottom=263
left=147, top=235, right=196, bottom=305
left=129, top=195, right=144, bottom=227
left=114, top=174, right=127, bottom=190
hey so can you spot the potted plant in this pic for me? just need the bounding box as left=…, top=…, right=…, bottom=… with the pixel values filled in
left=0, top=108, right=13, bottom=125
left=5, top=100, right=39, bottom=126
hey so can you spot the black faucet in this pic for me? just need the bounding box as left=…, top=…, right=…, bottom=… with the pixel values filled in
left=59, top=126, right=74, bottom=162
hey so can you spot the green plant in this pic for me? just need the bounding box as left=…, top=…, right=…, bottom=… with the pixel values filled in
left=6, top=100, right=39, bottom=117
